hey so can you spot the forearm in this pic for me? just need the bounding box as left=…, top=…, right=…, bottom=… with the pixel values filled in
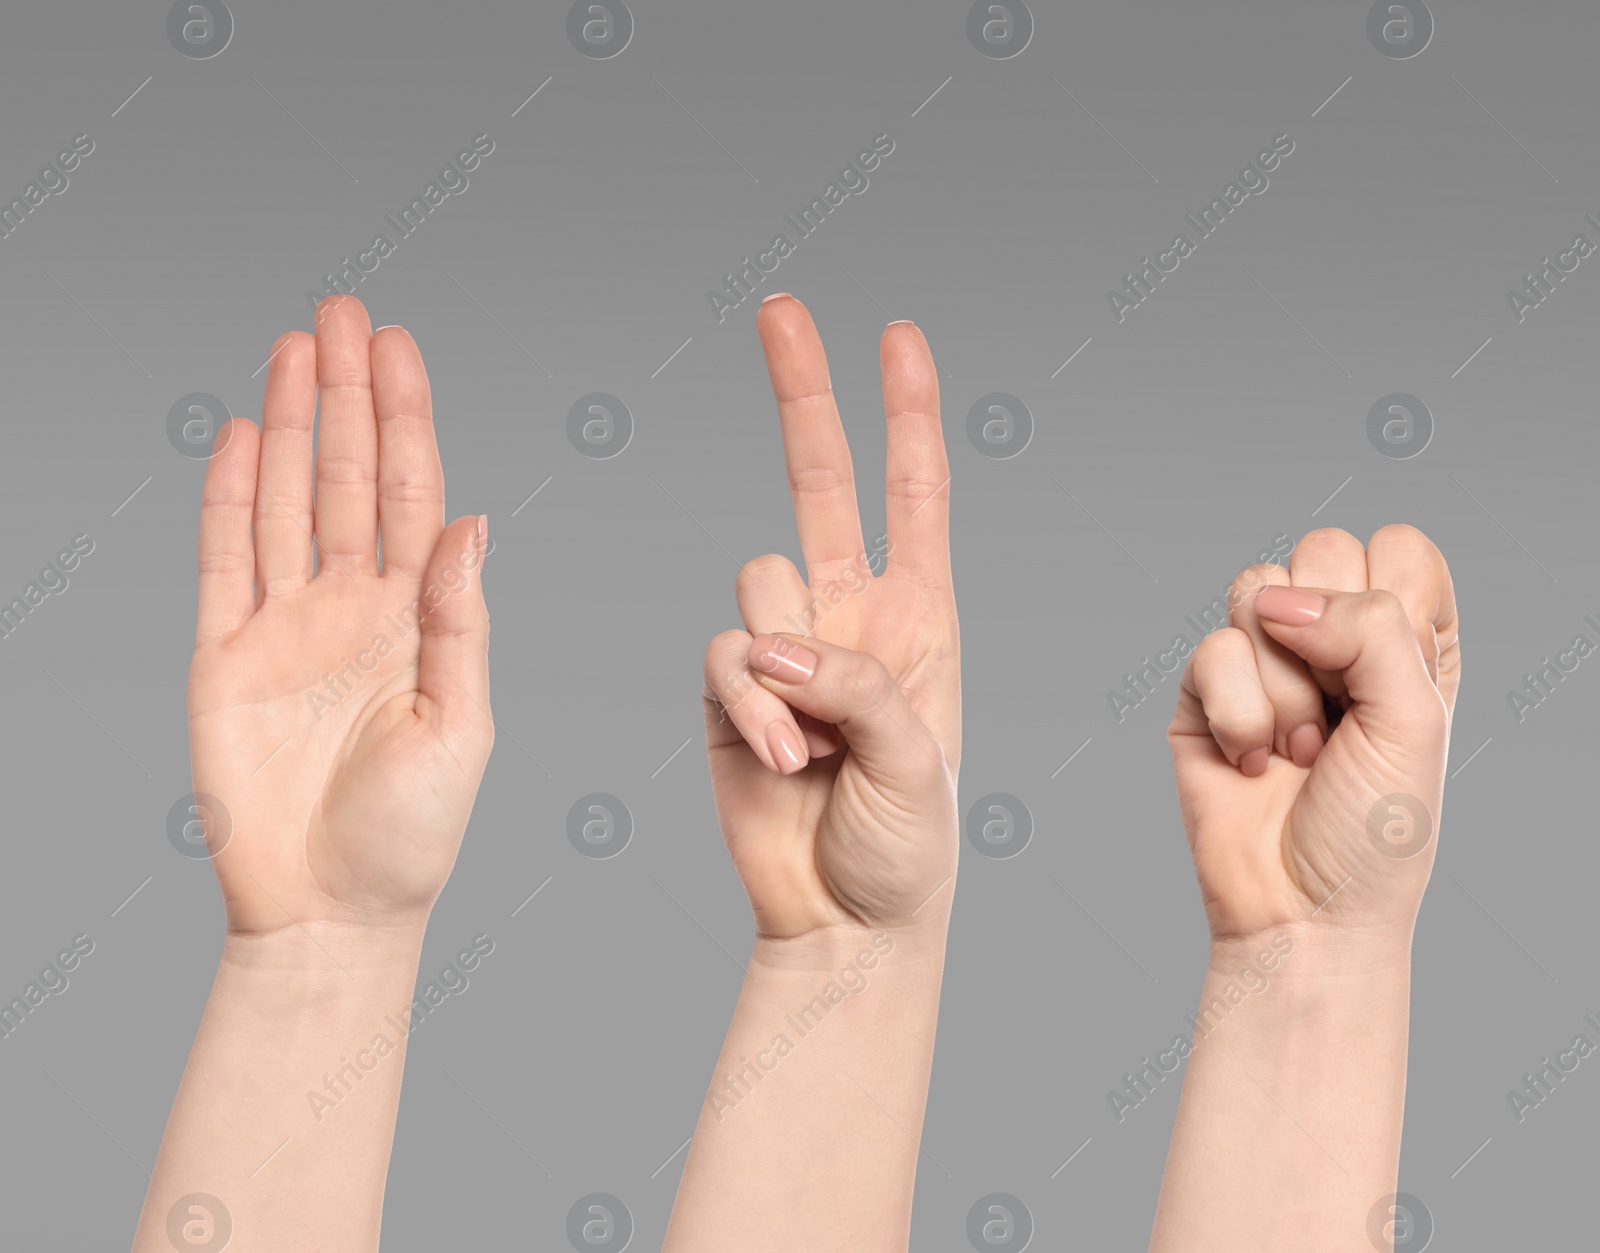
left=131, top=924, right=428, bottom=1253
left=664, top=919, right=949, bottom=1253
left=1148, top=924, right=1413, bottom=1252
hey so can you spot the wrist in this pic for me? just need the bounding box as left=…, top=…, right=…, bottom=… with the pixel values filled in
left=1209, top=917, right=1412, bottom=979
left=742, top=919, right=949, bottom=1038
left=752, top=913, right=949, bottom=978
left=1199, top=920, right=1411, bottom=1044
left=221, top=919, right=427, bottom=993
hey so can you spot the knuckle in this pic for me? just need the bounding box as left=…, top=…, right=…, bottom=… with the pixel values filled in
left=704, top=632, right=760, bottom=715
left=886, top=478, right=948, bottom=509
left=253, top=493, right=310, bottom=523
left=1362, top=589, right=1418, bottom=643
left=735, top=553, right=798, bottom=599
left=315, top=449, right=375, bottom=485
left=1368, top=522, right=1435, bottom=558
left=1365, top=587, right=1409, bottom=628
left=1293, top=527, right=1363, bottom=568
left=1232, top=702, right=1276, bottom=742
left=787, top=462, right=855, bottom=499
left=196, top=551, right=250, bottom=577
left=378, top=473, right=444, bottom=506
left=1298, top=526, right=1359, bottom=553
left=842, top=650, right=897, bottom=707
left=1193, top=624, right=1248, bottom=667
left=704, top=629, right=749, bottom=678
left=885, top=456, right=950, bottom=508
left=1228, top=563, right=1284, bottom=614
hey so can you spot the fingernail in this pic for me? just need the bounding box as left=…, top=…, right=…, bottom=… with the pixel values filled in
left=887, top=319, right=914, bottom=327
left=1255, top=586, right=1326, bottom=625
left=749, top=634, right=817, bottom=683
left=1240, top=746, right=1270, bottom=776
left=765, top=721, right=808, bottom=775
left=761, top=291, right=793, bottom=304
left=1288, top=722, right=1324, bottom=768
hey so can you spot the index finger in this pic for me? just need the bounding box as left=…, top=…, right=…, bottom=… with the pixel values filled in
left=756, top=295, right=866, bottom=578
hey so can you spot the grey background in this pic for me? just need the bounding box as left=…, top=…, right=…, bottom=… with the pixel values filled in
left=0, top=0, right=1593, bottom=1248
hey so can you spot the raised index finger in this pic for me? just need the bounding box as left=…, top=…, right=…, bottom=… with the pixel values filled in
left=756, top=295, right=865, bottom=578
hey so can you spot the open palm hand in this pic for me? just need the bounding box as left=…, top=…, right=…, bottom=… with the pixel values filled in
left=188, top=297, right=492, bottom=938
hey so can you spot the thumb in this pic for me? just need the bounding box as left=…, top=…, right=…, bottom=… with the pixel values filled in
left=1252, top=585, right=1447, bottom=745
left=746, top=634, right=948, bottom=786
left=416, top=515, right=493, bottom=746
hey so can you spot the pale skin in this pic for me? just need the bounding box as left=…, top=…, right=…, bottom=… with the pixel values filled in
left=130, top=295, right=493, bottom=1253
left=1150, top=525, right=1460, bottom=1252
left=662, top=294, right=960, bottom=1253
left=121, top=292, right=1452, bottom=1253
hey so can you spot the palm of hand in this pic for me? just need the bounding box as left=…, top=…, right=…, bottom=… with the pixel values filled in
left=187, top=301, right=491, bottom=939
left=190, top=574, right=474, bottom=935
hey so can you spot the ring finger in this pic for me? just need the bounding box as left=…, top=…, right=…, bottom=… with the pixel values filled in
left=734, top=553, right=840, bottom=756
